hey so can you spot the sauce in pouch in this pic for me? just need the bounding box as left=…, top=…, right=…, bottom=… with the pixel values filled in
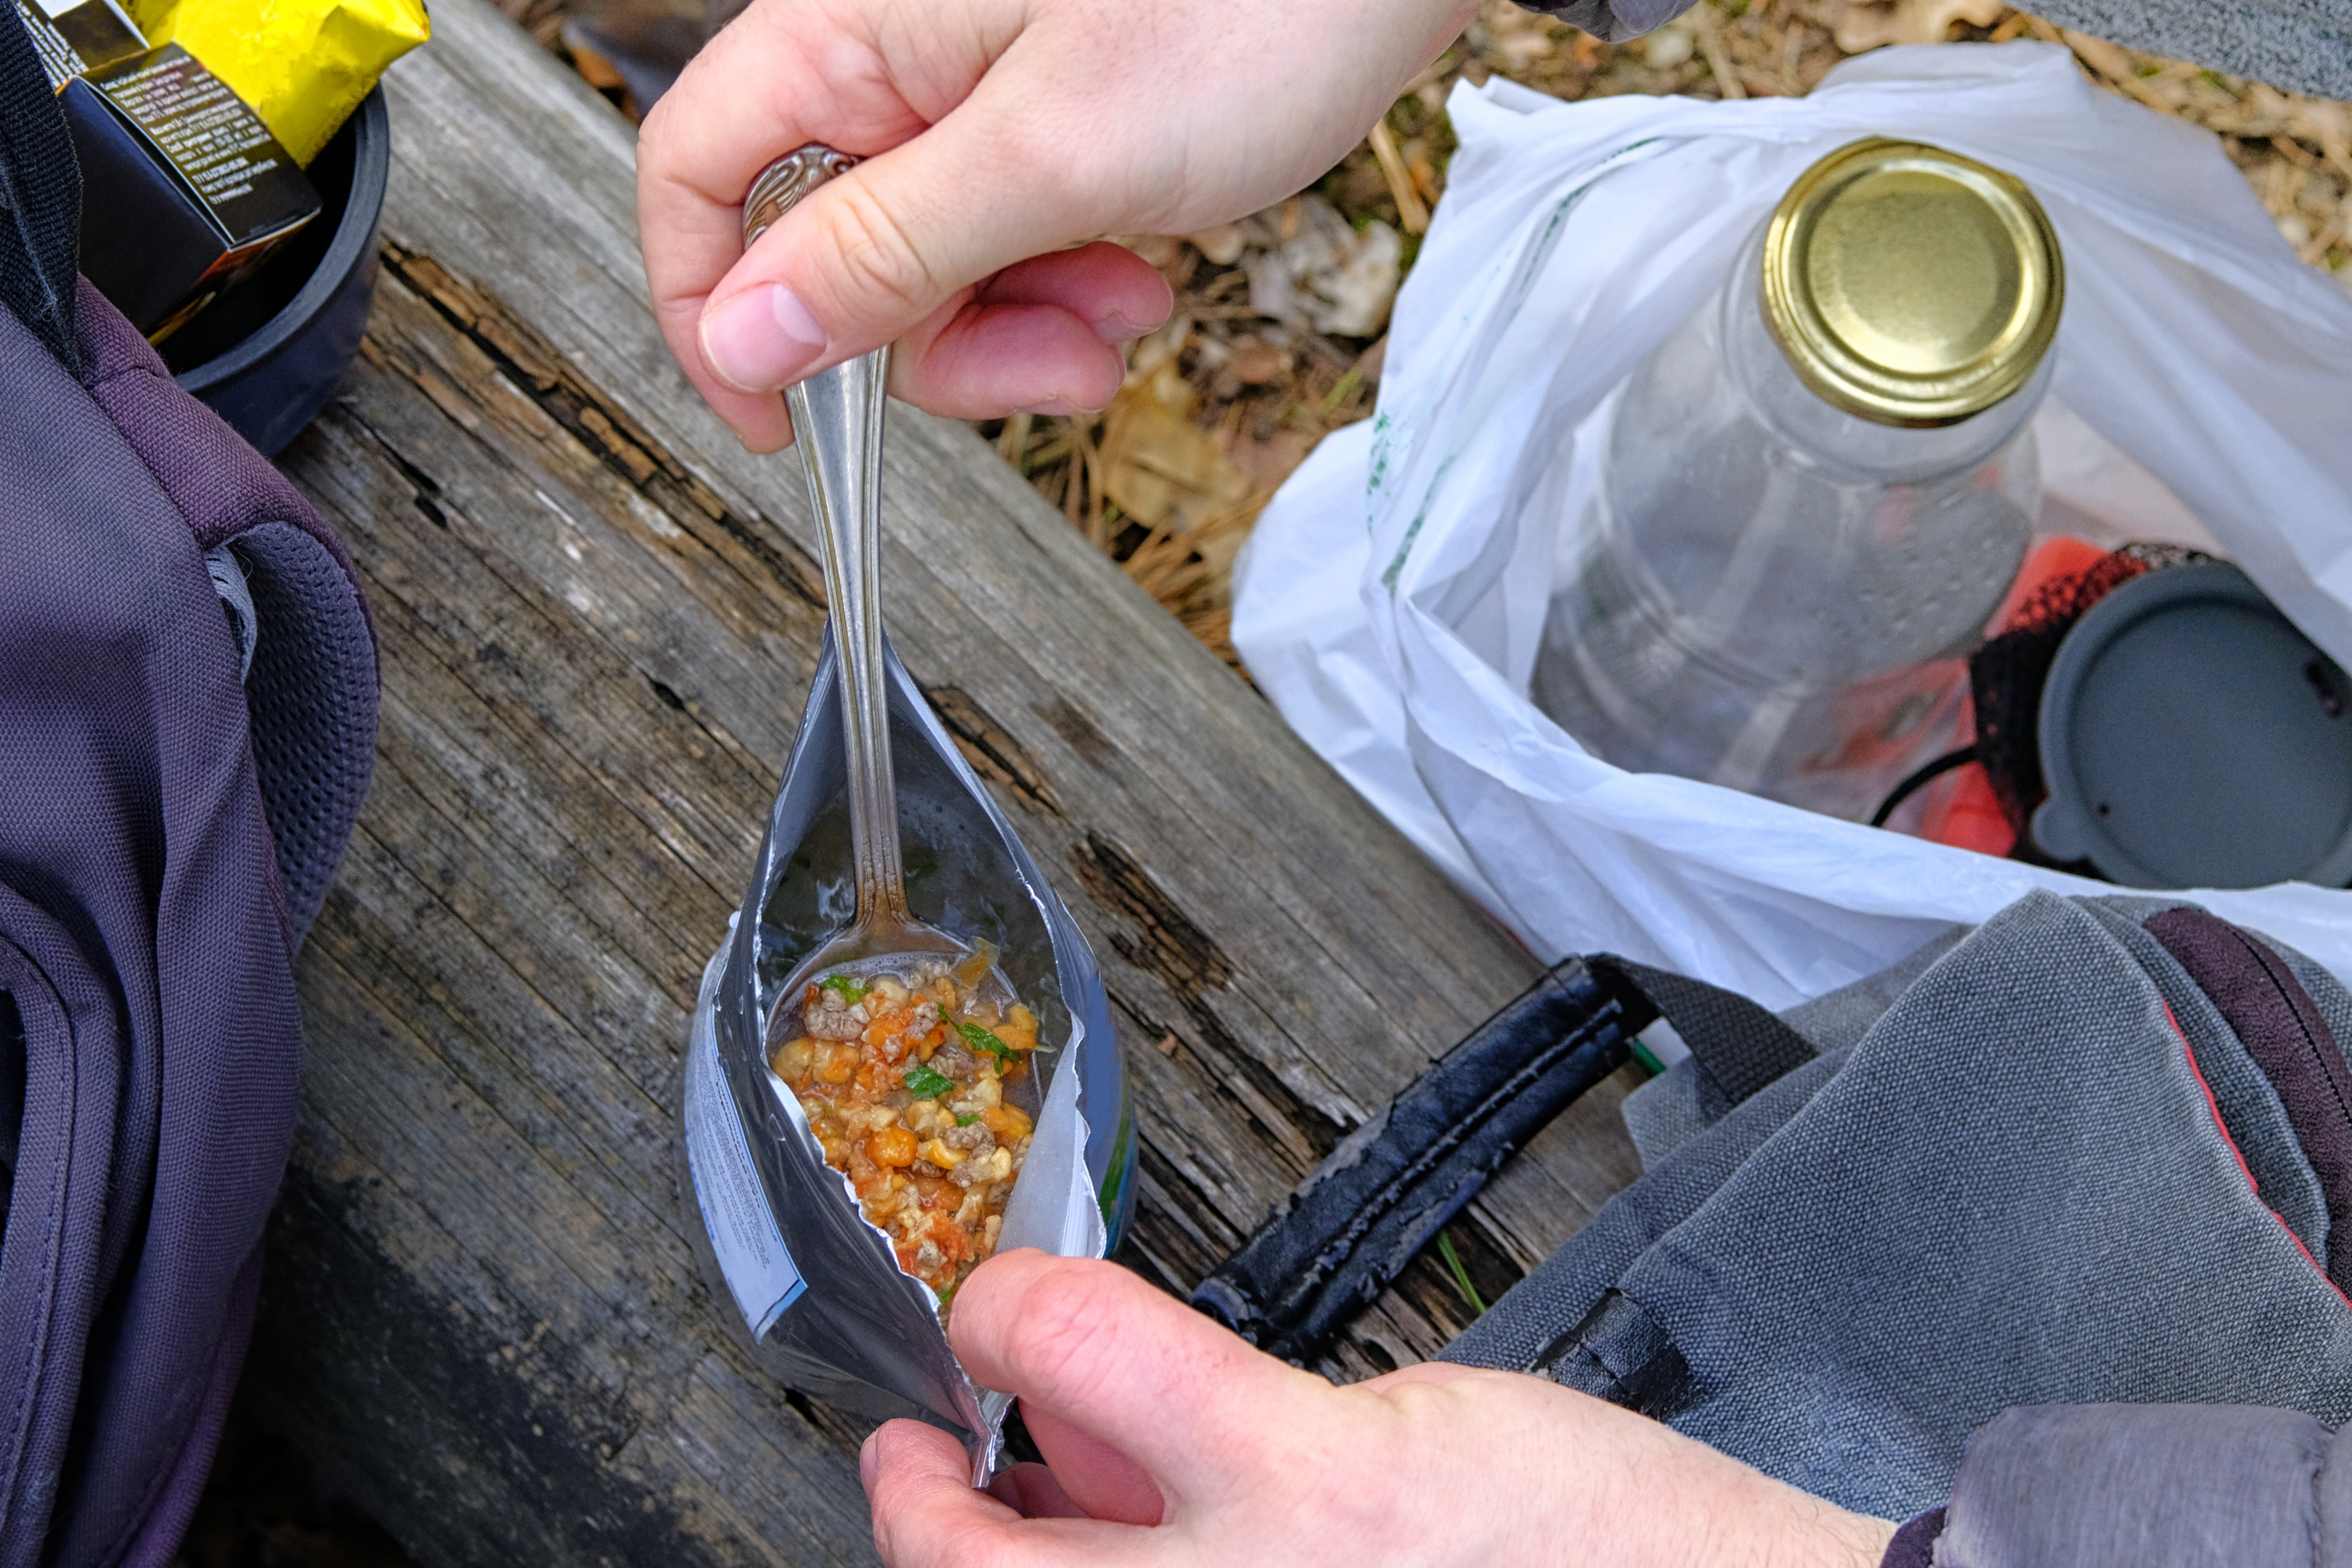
left=680, top=630, right=1134, bottom=1478
left=128, top=0, right=428, bottom=165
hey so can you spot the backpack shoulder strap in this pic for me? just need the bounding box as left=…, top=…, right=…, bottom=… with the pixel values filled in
left=0, top=3, right=79, bottom=374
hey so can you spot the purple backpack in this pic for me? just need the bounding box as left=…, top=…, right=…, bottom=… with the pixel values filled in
left=0, top=12, right=378, bottom=1563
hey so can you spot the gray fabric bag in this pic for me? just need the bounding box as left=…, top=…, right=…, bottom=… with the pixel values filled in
left=1444, top=890, right=2352, bottom=1522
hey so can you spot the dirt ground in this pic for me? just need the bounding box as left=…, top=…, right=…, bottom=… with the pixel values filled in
left=176, top=4, right=2351, bottom=1563
left=548, top=0, right=2352, bottom=673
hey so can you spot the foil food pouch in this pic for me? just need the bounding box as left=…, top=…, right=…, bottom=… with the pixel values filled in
left=130, top=0, right=428, bottom=165
left=681, top=632, right=1134, bottom=1477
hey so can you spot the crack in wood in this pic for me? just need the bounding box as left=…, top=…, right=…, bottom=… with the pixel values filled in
left=778, top=1389, right=870, bottom=1461
left=1073, top=837, right=1346, bottom=1171
left=339, top=403, right=455, bottom=531
left=318, top=383, right=770, bottom=809
left=1119, top=1140, right=1246, bottom=1291
left=1035, top=695, right=1118, bottom=770
left=1107, top=979, right=1339, bottom=1183
left=921, top=685, right=1061, bottom=817
left=1069, top=833, right=1232, bottom=1000
left=375, top=240, right=826, bottom=613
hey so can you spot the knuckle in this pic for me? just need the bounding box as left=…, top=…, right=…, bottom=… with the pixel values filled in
left=1000, top=1263, right=1112, bottom=1400
left=818, top=182, right=945, bottom=318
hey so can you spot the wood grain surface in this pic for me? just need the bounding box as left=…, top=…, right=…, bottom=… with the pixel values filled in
left=241, top=3, right=1645, bottom=1561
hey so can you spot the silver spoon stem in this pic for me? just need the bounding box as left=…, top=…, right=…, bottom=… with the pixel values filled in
left=744, top=144, right=909, bottom=926
left=788, top=351, right=908, bottom=923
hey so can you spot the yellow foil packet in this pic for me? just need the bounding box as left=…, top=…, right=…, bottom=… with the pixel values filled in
left=130, top=0, right=428, bottom=166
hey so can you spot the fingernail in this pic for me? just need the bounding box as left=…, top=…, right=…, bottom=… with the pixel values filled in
left=702, top=282, right=828, bottom=393
left=1092, top=310, right=1160, bottom=344
left=860, top=1430, right=881, bottom=1496
left=1020, top=397, right=1085, bottom=417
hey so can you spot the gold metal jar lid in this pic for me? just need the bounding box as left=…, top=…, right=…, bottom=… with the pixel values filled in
left=1760, top=137, right=2064, bottom=428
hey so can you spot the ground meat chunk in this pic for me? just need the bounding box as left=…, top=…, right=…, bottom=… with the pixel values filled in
left=879, top=1000, right=940, bottom=1059
left=773, top=960, right=1042, bottom=1308
left=948, top=1146, right=1015, bottom=1189
left=805, top=992, right=865, bottom=1041
left=940, top=1123, right=996, bottom=1155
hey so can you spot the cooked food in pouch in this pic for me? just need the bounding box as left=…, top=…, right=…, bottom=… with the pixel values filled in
left=770, top=951, right=1039, bottom=1308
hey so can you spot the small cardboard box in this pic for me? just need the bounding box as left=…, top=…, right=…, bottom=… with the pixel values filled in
left=59, top=43, right=322, bottom=340
left=10, top=0, right=145, bottom=86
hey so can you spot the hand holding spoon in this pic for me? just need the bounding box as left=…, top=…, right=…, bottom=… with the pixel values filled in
left=744, top=151, right=996, bottom=1013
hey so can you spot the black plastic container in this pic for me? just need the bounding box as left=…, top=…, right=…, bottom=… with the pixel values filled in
left=163, top=86, right=388, bottom=456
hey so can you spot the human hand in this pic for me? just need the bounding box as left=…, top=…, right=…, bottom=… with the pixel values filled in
left=862, top=1251, right=1897, bottom=1567
left=635, top=0, right=1479, bottom=449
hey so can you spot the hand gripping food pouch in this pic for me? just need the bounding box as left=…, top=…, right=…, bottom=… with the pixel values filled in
left=680, top=630, right=1134, bottom=1478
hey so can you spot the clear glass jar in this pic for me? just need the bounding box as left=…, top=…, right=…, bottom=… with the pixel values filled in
left=1531, top=139, right=2062, bottom=822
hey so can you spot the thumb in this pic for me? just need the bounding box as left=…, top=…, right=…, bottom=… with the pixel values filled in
left=698, top=91, right=1097, bottom=396
left=948, top=1251, right=1326, bottom=1509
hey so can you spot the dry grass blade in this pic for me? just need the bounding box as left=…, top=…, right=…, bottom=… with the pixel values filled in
left=1369, top=120, right=1432, bottom=233
left=1690, top=4, right=1748, bottom=98
left=996, top=410, right=1033, bottom=465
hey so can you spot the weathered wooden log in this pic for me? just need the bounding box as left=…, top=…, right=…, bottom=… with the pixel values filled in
left=238, top=3, right=1646, bottom=1561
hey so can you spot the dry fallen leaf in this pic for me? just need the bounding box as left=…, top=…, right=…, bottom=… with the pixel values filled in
left=1187, top=224, right=1248, bottom=266
left=1221, top=425, right=1317, bottom=497
left=1225, top=338, right=1291, bottom=385
left=1643, top=25, right=1695, bottom=68
left=1098, top=363, right=1253, bottom=535
left=1834, top=0, right=2003, bottom=50
left=1245, top=195, right=1403, bottom=338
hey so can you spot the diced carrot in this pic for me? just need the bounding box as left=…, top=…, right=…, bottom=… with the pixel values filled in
left=864, top=1125, right=918, bottom=1167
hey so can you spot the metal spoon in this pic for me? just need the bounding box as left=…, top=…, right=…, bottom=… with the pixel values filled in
left=743, top=147, right=978, bottom=1013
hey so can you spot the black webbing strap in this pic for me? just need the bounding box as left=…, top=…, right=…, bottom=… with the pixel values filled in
left=1192, top=952, right=1815, bottom=1364
left=1192, top=956, right=1652, bottom=1364
left=0, top=1, right=80, bottom=374
left=1587, top=953, right=1816, bottom=1115
left=1532, top=1288, right=1702, bottom=1422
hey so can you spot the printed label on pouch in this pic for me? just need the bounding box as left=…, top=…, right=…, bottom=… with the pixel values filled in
left=685, top=1014, right=804, bottom=1340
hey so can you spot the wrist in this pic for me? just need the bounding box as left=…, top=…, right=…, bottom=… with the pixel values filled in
left=1807, top=1507, right=1898, bottom=1568
left=1724, top=1472, right=1896, bottom=1568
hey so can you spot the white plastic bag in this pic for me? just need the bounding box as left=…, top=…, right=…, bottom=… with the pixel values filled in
left=1234, top=44, right=2352, bottom=1008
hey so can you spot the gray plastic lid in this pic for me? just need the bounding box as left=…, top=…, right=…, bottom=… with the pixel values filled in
left=2032, top=562, right=2352, bottom=890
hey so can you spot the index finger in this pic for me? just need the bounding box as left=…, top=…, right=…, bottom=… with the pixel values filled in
left=947, top=1251, right=1327, bottom=1505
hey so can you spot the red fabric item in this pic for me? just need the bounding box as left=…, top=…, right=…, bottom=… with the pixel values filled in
left=1917, top=537, right=2113, bottom=854
left=1988, top=536, right=2112, bottom=630
left=1918, top=749, right=2017, bottom=856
